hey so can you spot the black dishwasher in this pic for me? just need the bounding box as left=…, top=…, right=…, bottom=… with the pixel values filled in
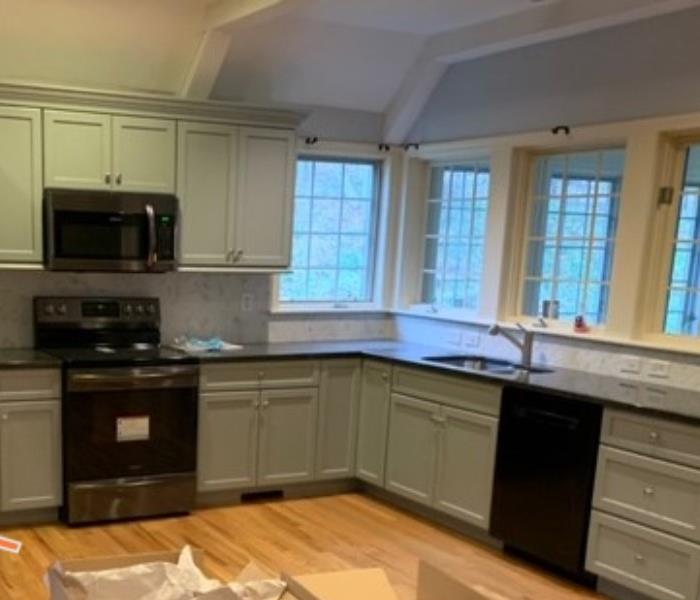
left=490, top=387, right=602, bottom=581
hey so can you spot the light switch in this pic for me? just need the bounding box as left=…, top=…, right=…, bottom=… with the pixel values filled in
left=646, top=360, right=671, bottom=379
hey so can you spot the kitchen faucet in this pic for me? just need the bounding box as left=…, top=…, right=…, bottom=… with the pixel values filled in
left=488, top=323, right=534, bottom=369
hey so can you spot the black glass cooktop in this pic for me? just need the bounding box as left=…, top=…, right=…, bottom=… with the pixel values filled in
left=43, top=345, right=197, bottom=368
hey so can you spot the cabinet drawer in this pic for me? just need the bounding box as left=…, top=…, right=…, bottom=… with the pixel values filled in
left=201, top=360, right=319, bottom=391
left=594, top=446, right=700, bottom=542
left=586, top=511, right=700, bottom=600
left=0, top=369, right=61, bottom=401
left=392, top=366, right=501, bottom=417
left=602, top=409, right=700, bottom=469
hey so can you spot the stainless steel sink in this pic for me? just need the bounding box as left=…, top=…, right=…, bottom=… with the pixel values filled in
left=422, top=355, right=554, bottom=374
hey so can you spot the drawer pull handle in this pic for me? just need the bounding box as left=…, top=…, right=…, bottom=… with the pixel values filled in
left=649, top=431, right=660, bottom=442
left=643, top=487, right=655, bottom=496
left=634, top=554, right=645, bottom=563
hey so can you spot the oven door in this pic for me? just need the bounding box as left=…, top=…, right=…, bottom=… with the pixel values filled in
left=64, top=365, right=198, bottom=483
left=44, top=189, right=177, bottom=272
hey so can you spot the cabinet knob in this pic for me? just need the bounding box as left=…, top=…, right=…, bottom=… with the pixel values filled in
left=649, top=431, right=660, bottom=442
left=643, top=486, right=655, bottom=496
left=261, top=399, right=270, bottom=409
left=253, top=399, right=260, bottom=409
left=233, top=249, right=244, bottom=263
left=257, top=371, right=264, bottom=380
left=634, top=554, right=645, bottom=563
left=1, top=413, right=7, bottom=421
left=105, top=173, right=111, bottom=184
left=116, top=173, right=123, bottom=185
left=381, top=372, right=389, bottom=381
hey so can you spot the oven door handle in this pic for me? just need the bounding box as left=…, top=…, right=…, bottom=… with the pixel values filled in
left=67, top=366, right=198, bottom=392
left=145, top=203, right=158, bottom=269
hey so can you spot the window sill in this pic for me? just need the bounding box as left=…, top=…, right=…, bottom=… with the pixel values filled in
left=394, top=309, right=700, bottom=358
left=270, top=305, right=390, bottom=316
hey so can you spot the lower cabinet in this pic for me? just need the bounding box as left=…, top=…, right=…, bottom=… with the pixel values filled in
left=198, top=391, right=259, bottom=492
left=385, top=392, right=499, bottom=530
left=0, top=400, right=62, bottom=511
left=355, top=360, right=392, bottom=485
left=316, top=360, right=360, bottom=480
left=257, top=388, right=318, bottom=486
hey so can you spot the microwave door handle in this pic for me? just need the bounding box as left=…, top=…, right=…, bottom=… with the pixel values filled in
left=145, top=203, right=157, bottom=268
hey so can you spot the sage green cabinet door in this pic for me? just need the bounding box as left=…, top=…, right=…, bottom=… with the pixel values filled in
left=198, top=392, right=258, bottom=492
left=0, top=401, right=61, bottom=511
left=257, top=388, right=318, bottom=485
left=177, top=122, right=238, bottom=266
left=112, top=116, right=176, bottom=193
left=233, top=127, right=295, bottom=267
left=355, top=361, right=391, bottom=485
left=385, top=393, right=440, bottom=506
left=316, top=360, right=360, bottom=480
left=433, top=406, right=498, bottom=529
left=0, top=107, right=43, bottom=263
left=44, top=110, right=111, bottom=190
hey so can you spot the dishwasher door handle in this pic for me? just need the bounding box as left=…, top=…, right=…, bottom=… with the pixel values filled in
left=515, top=407, right=581, bottom=431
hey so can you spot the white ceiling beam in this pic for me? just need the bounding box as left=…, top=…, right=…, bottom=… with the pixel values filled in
left=383, top=0, right=700, bottom=143
left=383, top=59, right=447, bottom=145
left=180, top=0, right=307, bottom=98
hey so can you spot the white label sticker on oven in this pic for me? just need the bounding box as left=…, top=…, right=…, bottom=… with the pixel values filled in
left=116, top=416, right=150, bottom=442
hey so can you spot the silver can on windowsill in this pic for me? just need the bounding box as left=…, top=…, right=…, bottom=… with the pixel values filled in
left=542, top=300, right=560, bottom=320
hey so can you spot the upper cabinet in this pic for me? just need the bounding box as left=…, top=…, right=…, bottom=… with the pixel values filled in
left=0, top=106, right=43, bottom=263
left=177, top=123, right=295, bottom=269
left=177, top=121, right=238, bottom=266
left=44, top=110, right=176, bottom=193
left=234, top=128, right=295, bottom=267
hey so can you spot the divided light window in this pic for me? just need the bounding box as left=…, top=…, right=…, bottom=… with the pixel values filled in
left=280, top=157, right=380, bottom=305
left=522, top=148, right=625, bottom=324
left=420, top=161, right=490, bottom=311
left=664, top=143, right=700, bottom=336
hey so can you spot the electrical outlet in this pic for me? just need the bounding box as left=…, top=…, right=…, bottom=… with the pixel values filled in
left=619, top=355, right=642, bottom=375
left=646, top=360, right=671, bottom=379
left=241, top=293, right=254, bottom=313
left=463, top=332, right=481, bottom=348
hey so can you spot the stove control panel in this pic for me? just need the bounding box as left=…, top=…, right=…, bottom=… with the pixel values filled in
left=35, top=297, right=160, bottom=325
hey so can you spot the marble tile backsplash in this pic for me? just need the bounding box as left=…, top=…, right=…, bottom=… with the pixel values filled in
left=394, top=315, right=700, bottom=392
left=0, top=271, right=272, bottom=347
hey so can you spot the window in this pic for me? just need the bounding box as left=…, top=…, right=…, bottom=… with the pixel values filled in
left=279, top=157, right=380, bottom=305
left=664, top=143, right=700, bottom=336
left=522, top=149, right=625, bottom=324
left=420, top=161, right=490, bottom=311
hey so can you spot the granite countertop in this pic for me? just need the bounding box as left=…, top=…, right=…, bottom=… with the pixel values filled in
left=190, top=339, right=700, bottom=422
left=0, top=349, right=62, bottom=369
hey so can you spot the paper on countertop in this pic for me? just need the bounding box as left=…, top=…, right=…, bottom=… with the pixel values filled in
left=61, top=546, right=286, bottom=600
left=171, top=336, right=244, bottom=353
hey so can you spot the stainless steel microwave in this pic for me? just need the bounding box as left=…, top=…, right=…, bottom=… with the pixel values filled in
left=44, top=189, right=178, bottom=273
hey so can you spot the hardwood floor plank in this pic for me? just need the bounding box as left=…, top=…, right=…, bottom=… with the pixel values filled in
left=0, top=494, right=606, bottom=600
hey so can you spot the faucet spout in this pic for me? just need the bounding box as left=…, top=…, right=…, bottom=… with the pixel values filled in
left=488, top=323, right=534, bottom=368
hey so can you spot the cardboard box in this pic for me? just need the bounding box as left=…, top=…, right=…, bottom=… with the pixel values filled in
left=416, top=562, right=502, bottom=600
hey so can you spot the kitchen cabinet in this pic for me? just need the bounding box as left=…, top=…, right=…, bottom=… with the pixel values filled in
left=355, top=360, right=392, bottom=486
left=197, top=391, right=258, bottom=492
left=0, top=106, right=43, bottom=264
left=257, top=388, right=318, bottom=485
left=316, top=360, right=360, bottom=480
left=44, top=110, right=175, bottom=193
left=384, top=393, right=499, bottom=526
left=177, top=122, right=238, bottom=266
left=385, top=394, right=439, bottom=505
left=433, top=406, right=498, bottom=527
left=0, top=400, right=62, bottom=511
left=233, top=127, right=295, bottom=267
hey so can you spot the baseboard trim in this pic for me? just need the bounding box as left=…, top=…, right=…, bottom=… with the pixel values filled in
left=0, top=507, right=58, bottom=527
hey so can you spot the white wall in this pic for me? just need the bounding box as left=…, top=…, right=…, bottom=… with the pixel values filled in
left=409, top=7, right=700, bottom=143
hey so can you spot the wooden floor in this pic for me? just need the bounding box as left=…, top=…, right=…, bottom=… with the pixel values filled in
left=0, top=493, right=606, bottom=599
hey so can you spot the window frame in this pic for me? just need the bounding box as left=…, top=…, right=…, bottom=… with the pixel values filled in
left=645, top=134, right=700, bottom=346
left=272, top=143, right=392, bottom=314
left=412, top=159, right=492, bottom=318
left=518, top=148, right=625, bottom=326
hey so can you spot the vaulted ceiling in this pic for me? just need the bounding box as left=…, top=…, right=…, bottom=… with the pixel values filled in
left=0, top=0, right=698, bottom=142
